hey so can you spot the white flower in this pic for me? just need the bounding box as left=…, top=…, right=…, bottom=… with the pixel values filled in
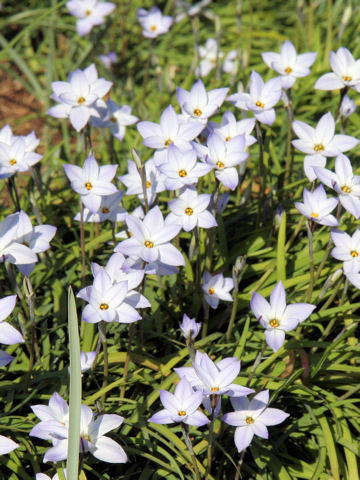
left=119, top=158, right=166, bottom=206
left=195, top=38, right=224, bottom=77
left=315, top=47, right=360, bottom=91
left=292, top=112, right=359, bottom=181
left=222, top=390, right=289, bottom=452
left=177, top=79, right=228, bottom=124
left=48, top=64, right=112, bottom=132
left=331, top=229, right=360, bottom=273
left=166, top=187, right=217, bottom=232
left=202, top=271, right=234, bottom=309
left=340, top=95, right=356, bottom=118
left=94, top=99, right=138, bottom=140
left=208, top=111, right=256, bottom=146
left=137, top=6, right=173, bottom=38
left=314, top=154, right=360, bottom=219
left=262, top=40, right=317, bottom=89
left=294, top=185, right=339, bottom=227
left=222, top=50, right=237, bottom=74
left=63, top=153, right=118, bottom=213
left=228, top=71, right=282, bottom=125
left=66, top=0, right=115, bottom=36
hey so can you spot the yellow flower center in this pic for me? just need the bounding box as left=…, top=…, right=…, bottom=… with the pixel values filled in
left=99, top=303, right=109, bottom=310
left=78, top=97, right=86, bottom=105
left=351, top=250, right=358, bottom=257
left=9, top=159, right=17, bottom=165
left=178, top=410, right=186, bottom=416
left=285, top=67, right=292, bottom=74
left=179, top=169, right=187, bottom=177
left=85, top=9, right=91, bottom=16
left=102, top=207, right=109, bottom=214
left=314, top=144, right=324, bottom=152
left=343, top=75, right=352, bottom=82
left=256, top=100, right=264, bottom=108
left=164, top=139, right=172, bottom=147
left=146, top=181, right=151, bottom=188
left=216, top=161, right=225, bottom=169
left=85, top=182, right=92, bottom=190
left=211, top=386, right=219, bottom=392
left=185, top=207, right=193, bottom=216
left=342, top=185, right=351, bottom=193
left=193, top=108, right=202, bottom=117
left=150, top=25, right=157, bottom=31
left=310, top=212, right=319, bottom=218
left=225, top=136, right=231, bottom=141
left=110, top=116, right=117, bottom=123
left=269, top=318, right=280, bottom=328
left=208, top=288, right=215, bottom=295
left=144, top=240, right=154, bottom=248
left=245, top=417, right=254, bottom=424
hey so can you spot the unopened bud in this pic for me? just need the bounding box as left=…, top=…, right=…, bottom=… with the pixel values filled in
left=131, top=148, right=142, bottom=169
left=319, top=268, right=343, bottom=299
left=274, top=205, right=285, bottom=229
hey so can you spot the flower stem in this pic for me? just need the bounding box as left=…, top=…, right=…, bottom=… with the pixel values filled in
left=246, top=344, right=267, bottom=387
left=303, top=221, right=315, bottom=302
left=98, top=321, right=108, bottom=403
left=120, top=322, right=136, bottom=398
left=234, top=450, right=246, bottom=480
left=255, top=120, right=265, bottom=227
left=284, top=89, right=294, bottom=188
left=6, top=177, right=20, bottom=211
left=180, top=422, right=202, bottom=480
left=24, top=276, right=40, bottom=365
left=79, top=200, right=86, bottom=286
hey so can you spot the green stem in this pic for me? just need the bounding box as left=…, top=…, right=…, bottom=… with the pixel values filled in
left=255, top=120, right=265, bottom=227
left=234, top=450, right=246, bottom=480
left=303, top=221, right=314, bottom=302
left=246, top=344, right=267, bottom=387
left=80, top=200, right=86, bottom=286
left=98, top=321, right=108, bottom=403
left=284, top=89, right=294, bottom=188
left=180, top=422, right=202, bottom=480
left=120, top=322, right=136, bottom=398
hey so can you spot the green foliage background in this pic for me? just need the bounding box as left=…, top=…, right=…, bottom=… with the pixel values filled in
left=0, top=0, right=359, bottom=478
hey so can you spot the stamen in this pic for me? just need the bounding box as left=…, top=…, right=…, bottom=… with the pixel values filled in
left=193, top=108, right=202, bottom=116
left=99, top=303, right=109, bottom=310
left=269, top=319, right=279, bottom=328
left=256, top=100, right=264, bottom=108
left=225, top=136, right=231, bottom=141
left=144, top=240, right=154, bottom=248
left=146, top=181, right=151, bottom=188
left=342, top=185, right=351, bottom=193
left=85, top=182, right=92, bottom=190
left=314, top=144, right=324, bottom=152
left=211, top=386, right=219, bottom=392
left=216, top=161, right=225, bottom=169
left=110, top=116, right=117, bottom=123
left=9, top=159, right=17, bottom=165
left=78, top=97, right=86, bottom=104
left=310, top=212, right=319, bottom=218
left=285, top=67, right=292, bottom=74
left=85, top=9, right=91, bottom=16
left=150, top=25, right=157, bottom=31
left=178, top=410, right=186, bottom=416
left=102, top=207, right=109, bottom=214
left=343, top=75, right=352, bottom=82
left=351, top=250, right=358, bottom=257
left=179, top=169, right=187, bottom=177
left=245, top=417, right=254, bottom=424
left=164, top=139, right=172, bottom=147
left=185, top=207, right=193, bottom=216
left=208, top=288, right=215, bottom=295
